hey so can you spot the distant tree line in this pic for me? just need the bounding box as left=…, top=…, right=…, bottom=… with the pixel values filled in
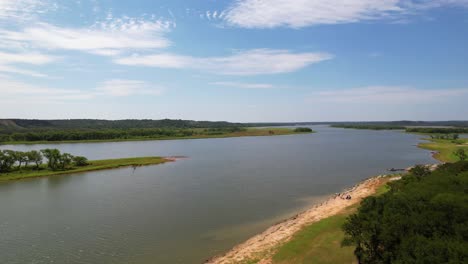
left=0, top=149, right=88, bottom=173
left=0, top=127, right=249, bottom=143
left=406, top=127, right=468, bottom=134
left=428, top=134, right=460, bottom=140
left=332, top=125, right=468, bottom=134
left=342, top=162, right=468, bottom=263
left=331, top=124, right=405, bottom=130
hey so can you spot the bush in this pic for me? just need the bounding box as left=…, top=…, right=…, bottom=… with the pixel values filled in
left=73, top=156, right=89, bottom=166
left=294, top=127, right=313, bottom=133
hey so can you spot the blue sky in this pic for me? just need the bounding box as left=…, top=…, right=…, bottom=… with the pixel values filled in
left=0, top=0, right=467, bottom=122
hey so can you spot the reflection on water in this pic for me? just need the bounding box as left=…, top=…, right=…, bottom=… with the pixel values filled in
left=0, top=126, right=435, bottom=264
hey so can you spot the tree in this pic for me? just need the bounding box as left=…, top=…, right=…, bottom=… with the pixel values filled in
left=15, top=151, right=28, bottom=169
left=57, top=153, right=74, bottom=170
left=41, top=149, right=61, bottom=170
left=27, top=150, right=43, bottom=169
left=73, top=156, right=88, bottom=166
left=409, top=164, right=431, bottom=178
left=453, top=148, right=466, bottom=161
left=0, top=150, right=16, bottom=172
left=342, top=161, right=468, bottom=264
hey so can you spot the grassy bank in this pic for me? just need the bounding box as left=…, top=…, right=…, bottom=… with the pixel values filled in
left=270, top=180, right=391, bottom=264
left=0, top=156, right=169, bottom=182
left=418, top=138, right=468, bottom=162
left=1, top=128, right=312, bottom=145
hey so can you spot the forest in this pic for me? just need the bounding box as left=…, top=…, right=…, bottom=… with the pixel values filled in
left=342, top=162, right=468, bottom=263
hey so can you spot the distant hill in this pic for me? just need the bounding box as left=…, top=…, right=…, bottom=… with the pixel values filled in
left=0, top=119, right=467, bottom=131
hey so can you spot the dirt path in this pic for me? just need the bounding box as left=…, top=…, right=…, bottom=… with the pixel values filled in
left=205, top=175, right=393, bottom=264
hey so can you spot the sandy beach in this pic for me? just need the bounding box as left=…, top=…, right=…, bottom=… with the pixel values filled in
left=205, top=175, right=397, bottom=264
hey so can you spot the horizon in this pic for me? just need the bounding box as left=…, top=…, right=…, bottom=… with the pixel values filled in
left=1, top=118, right=468, bottom=123
left=1, top=0, right=468, bottom=121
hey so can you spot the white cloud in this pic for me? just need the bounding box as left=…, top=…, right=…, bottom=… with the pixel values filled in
left=115, top=49, right=333, bottom=75
left=0, top=51, right=56, bottom=64
left=308, top=86, right=468, bottom=104
left=0, top=17, right=174, bottom=55
left=223, top=0, right=468, bottom=28
left=211, top=81, right=273, bottom=89
left=96, top=79, right=163, bottom=97
left=0, top=51, right=57, bottom=77
left=0, top=0, right=55, bottom=21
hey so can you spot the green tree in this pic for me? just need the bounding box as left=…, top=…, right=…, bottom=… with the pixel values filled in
left=342, top=162, right=468, bottom=264
left=27, top=150, right=43, bottom=169
left=73, top=156, right=88, bottom=166
left=409, top=164, right=431, bottom=178
left=16, top=151, right=28, bottom=169
left=57, top=153, right=74, bottom=170
left=0, top=150, right=16, bottom=172
left=41, top=149, right=61, bottom=170
left=453, top=148, right=466, bottom=161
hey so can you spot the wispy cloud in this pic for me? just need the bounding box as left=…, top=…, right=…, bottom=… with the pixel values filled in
left=211, top=81, right=274, bottom=89
left=96, top=79, right=163, bottom=97
left=0, top=17, right=174, bottom=56
left=0, top=51, right=57, bottom=77
left=307, top=86, right=468, bottom=104
left=0, top=0, right=56, bottom=21
left=0, top=76, right=163, bottom=103
left=223, top=0, right=468, bottom=28
left=115, top=49, right=333, bottom=75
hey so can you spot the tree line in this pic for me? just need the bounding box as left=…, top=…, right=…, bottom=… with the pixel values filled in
left=406, top=127, right=468, bottom=134
left=342, top=161, right=468, bottom=263
left=0, top=127, right=248, bottom=143
left=0, top=149, right=88, bottom=173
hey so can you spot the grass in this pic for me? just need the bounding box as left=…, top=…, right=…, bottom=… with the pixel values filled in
left=418, top=138, right=468, bottom=163
left=0, top=156, right=168, bottom=182
left=1, top=128, right=313, bottom=145
left=270, top=180, right=392, bottom=264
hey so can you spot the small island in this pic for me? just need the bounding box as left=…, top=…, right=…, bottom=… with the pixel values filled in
left=0, top=148, right=174, bottom=181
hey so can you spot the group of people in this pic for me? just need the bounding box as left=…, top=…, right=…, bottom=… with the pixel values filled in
left=338, top=194, right=352, bottom=200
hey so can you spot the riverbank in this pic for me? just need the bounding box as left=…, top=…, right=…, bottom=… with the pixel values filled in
left=206, top=175, right=398, bottom=264
left=418, top=138, right=468, bottom=162
left=0, top=156, right=180, bottom=182
left=0, top=128, right=313, bottom=145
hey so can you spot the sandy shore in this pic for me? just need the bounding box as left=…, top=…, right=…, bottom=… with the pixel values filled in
left=205, top=175, right=396, bottom=264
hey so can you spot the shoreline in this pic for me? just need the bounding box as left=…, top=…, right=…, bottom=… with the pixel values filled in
left=0, top=129, right=313, bottom=146
left=205, top=174, right=401, bottom=264
left=0, top=156, right=185, bottom=182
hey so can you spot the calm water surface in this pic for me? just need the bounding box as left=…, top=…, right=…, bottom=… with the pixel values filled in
left=0, top=126, right=435, bottom=264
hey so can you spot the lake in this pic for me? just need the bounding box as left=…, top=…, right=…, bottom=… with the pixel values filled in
left=0, top=126, right=435, bottom=264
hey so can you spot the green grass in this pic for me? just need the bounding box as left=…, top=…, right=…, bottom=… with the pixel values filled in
left=1, top=128, right=313, bottom=145
left=418, top=138, right=468, bottom=163
left=0, top=156, right=168, bottom=181
left=270, top=181, right=392, bottom=264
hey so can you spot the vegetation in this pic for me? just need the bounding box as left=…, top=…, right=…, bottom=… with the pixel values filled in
left=0, top=149, right=167, bottom=181
left=272, top=204, right=358, bottom=264
left=454, top=149, right=467, bottom=161
left=330, top=121, right=468, bottom=128
left=332, top=124, right=468, bottom=133
left=293, top=127, right=313, bottom=133
left=342, top=162, right=468, bottom=264
left=270, top=178, right=394, bottom=264
left=406, top=127, right=468, bottom=134
left=0, top=125, right=312, bottom=144
left=331, top=124, right=405, bottom=130
left=419, top=137, right=468, bottom=162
